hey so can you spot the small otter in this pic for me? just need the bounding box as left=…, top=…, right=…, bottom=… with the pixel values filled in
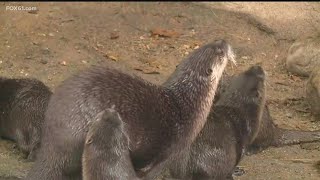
left=0, top=77, right=52, bottom=161
left=82, top=109, right=139, bottom=180
left=214, top=72, right=320, bottom=155
left=26, top=40, right=236, bottom=180
left=169, top=65, right=266, bottom=180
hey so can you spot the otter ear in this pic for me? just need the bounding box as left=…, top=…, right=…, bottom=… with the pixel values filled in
left=206, top=68, right=213, bottom=76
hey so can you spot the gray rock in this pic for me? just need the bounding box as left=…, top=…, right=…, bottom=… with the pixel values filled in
left=306, top=66, right=320, bottom=120
left=286, top=37, right=320, bottom=77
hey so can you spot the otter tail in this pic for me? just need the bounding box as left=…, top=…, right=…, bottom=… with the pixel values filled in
left=273, top=128, right=320, bottom=146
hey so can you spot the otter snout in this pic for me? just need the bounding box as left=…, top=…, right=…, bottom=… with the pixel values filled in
left=210, top=39, right=236, bottom=65
left=209, top=39, right=229, bottom=55
left=214, top=39, right=228, bottom=49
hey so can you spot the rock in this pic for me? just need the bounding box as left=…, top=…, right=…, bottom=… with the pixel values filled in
left=306, top=66, right=320, bottom=120
left=286, top=37, right=320, bottom=77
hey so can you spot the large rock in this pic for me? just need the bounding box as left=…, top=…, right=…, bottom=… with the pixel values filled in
left=203, top=2, right=320, bottom=40
left=306, top=66, right=320, bottom=120
left=286, top=37, right=320, bottom=77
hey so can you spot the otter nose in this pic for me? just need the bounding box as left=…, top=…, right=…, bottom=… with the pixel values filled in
left=213, top=39, right=229, bottom=54
left=213, top=39, right=236, bottom=65
left=205, top=39, right=228, bottom=52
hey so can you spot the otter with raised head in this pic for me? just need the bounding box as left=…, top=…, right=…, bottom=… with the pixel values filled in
left=214, top=73, right=320, bottom=155
left=169, top=65, right=266, bottom=180
left=83, top=108, right=139, bottom=180
left=26, top=39, right=235, bottom=180
left=0, top=77, right=52, bottom=161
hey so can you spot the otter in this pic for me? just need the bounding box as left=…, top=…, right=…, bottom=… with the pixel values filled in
left=214, top=73, right=320, bottom=155
left=169, top=65, right=266, bottom=180
left=25, top=40, right=236, bottom=180
left=0, top=77, right=52, bottom=161
left=82, top=108, right=139, bottom=180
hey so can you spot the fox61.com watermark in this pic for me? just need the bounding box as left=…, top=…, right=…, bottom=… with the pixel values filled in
left=6, top=5, right=37, bottom=11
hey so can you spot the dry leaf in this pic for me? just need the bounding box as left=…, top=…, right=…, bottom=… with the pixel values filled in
left=150, top=28, right=181, bottom=38
left=60, top=61, right=67, bottom=66
left=134, top=67, right=160, bottom=74
left=110, top=32, right=119, bottom=39
left=104, top=53, right=119, bottom=62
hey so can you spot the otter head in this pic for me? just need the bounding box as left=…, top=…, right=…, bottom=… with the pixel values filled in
left=217, top=65, right=266, bottom=143
left=163, top=40, right=236, bottom=143
left=85, top=109, right=125, bottom=146
left=217, top=65, right=266, bottom=107
left=165, top=39, right=236, bottom=90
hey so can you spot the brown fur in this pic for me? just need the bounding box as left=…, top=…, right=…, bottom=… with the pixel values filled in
left=26, top=40, right=235, bottom=180
left=169, top=66, right=266, bottom=180
left=82, top=109, right=139, bottom=180
left=214, top=71, right=320, bottom=155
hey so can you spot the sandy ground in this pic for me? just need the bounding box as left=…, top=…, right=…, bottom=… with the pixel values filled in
left=0, top=2, right=319, bottom=179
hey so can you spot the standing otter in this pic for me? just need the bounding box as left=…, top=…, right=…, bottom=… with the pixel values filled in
left=83, top=108, right=139, bottom=180
left=214, top=73, right=320, bottom=155
left=169, top=65, right=266, bottom=180
left=0, top=77, right=52, bottom=161
left=26, top=39, right=236, bottom=180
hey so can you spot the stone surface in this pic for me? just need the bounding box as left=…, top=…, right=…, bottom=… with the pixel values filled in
left=203, top=2, right=320, bottom=41
left=306, top=66, right=320, bottom=120
left=286, top=37, right=320, bottom=77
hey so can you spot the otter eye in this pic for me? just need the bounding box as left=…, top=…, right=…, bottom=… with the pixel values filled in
left=206, top=68, right=213, bottom=76
left=86, top=138, right=93, bottom=145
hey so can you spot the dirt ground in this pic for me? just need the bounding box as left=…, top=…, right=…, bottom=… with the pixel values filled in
left=0, top=2, right=319, bottom=180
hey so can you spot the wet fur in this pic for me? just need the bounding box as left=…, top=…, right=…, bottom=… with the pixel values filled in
left=82, top=109, right=139, bottom=180
left=215, top=72, right=320, bottom=155
left=169, top=66, right=266, bottom=180
left=26, top=40, right=234, bottom=180
left=0, top=77, right=52, bottom=161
